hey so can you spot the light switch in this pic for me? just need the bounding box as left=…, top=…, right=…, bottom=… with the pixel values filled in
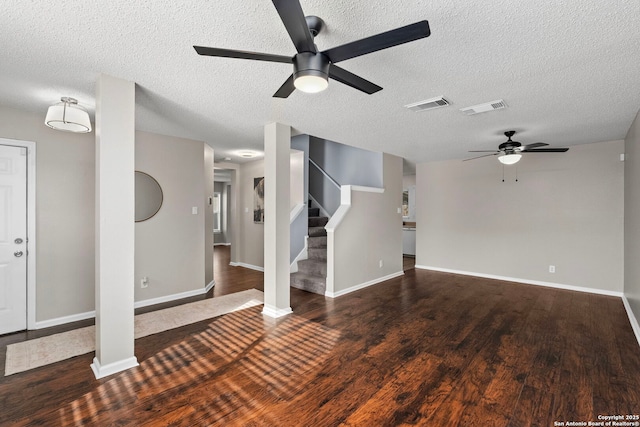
left=245, top=207, right=249, bottom=213
left=192, top=207, right=198, bottom=215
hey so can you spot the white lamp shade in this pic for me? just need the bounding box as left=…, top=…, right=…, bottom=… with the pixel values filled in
left=45, top=100, right=92, bottom=133
left=498, top=153, right=522, bottom=165
left=294, top=74, right=329, bottom=93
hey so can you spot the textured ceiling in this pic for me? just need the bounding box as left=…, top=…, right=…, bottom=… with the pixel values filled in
left=1, top=0, right=639, bottom=167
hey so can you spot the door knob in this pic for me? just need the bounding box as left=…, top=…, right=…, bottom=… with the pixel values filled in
left=14, top=251, right=23, bottom=257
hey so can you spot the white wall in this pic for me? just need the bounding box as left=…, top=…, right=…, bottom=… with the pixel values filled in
left=416, top=140, right=624, bottom=293
left=0, top=105, right=213, bottom=324
left=135, top=131, right=212, bottom=301
left=214, top=181, right=228, bottom=244
left=328, top=153, right=403, bottom=295
left=625, top=109, right=640, bottom=324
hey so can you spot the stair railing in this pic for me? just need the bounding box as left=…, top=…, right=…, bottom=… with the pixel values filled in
left=308, top=158, right=341, bottom=217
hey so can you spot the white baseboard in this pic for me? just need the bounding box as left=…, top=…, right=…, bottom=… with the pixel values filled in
left=134, top=287, right=207, bottom=309
left=326, top=271, right=404, bottom=298
left=205, top=280, right=215, bottom=293
left=231, top=262, right=264, bottom=272
left=214, top=242, right=231, bottom=246
left=415, top=265, right=624, bottom=298
left=34, top=310, right=96, bottom=330
left=34, top=287, right=210, bottom=329
left=290, top=236, right=309, bottom=273
left=622, top=295, right=640, bottom=349
left=91, top=356, right=139, bottom=380
left=262, top=304, right=293, bottom=318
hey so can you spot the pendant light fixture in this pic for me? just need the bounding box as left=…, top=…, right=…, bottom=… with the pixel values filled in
left=45, top=97, right=92, bottom=133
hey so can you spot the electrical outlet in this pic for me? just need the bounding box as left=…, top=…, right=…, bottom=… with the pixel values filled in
left=379, top=260, right=383, bottom=268
left=548, top=265, right=555, bottom=273
left=141, top=276, right=149, bottom=288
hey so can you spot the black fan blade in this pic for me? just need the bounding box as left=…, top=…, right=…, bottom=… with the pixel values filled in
left=272, top=0, right=316, bottom=53
left=194, top=46, right=292, bottom=64
left=329, top=65, right=382, bottom=94
left=522, top=148, right=569, bottom=153
left=463, top=153, right=500, bottom=162
left=273, top=74, right=296, bottom=98
left=322, top=20, right=430, bottom=64
left=519, top=142, right=548, bottom=150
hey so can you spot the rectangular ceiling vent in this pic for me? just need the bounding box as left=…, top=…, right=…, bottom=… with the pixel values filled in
left=404, top=96, right=450, bottom=112
left=459, top=99, right=507, bottom=116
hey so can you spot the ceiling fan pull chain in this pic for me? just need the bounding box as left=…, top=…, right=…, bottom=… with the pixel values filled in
left=515, top=165, right=518, bottom=182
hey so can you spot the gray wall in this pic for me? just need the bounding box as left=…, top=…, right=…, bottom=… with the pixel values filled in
left=330, top=153, right=403, bottom=294
left=625, top=109, right=640, bottom=324
left=0, top=105, right=213, bottom=323
left=309, top=136, right=383, bottom=187
left=238, top=158, right=266, bottom=269
left=0, top=105, right=95, bottom=321
left=416, top=139, right=624, bottom=293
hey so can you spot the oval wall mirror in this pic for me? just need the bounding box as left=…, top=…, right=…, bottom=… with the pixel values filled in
left=135, top=171, right=163, bottom=222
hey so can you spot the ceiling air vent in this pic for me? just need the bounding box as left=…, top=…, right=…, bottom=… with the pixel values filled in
left=459, top=99, right=507, bottom=116
left=404, top=96, right=450, bottom=112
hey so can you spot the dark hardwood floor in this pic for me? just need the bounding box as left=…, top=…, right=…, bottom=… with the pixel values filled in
left=1, top=247, right=639, bottom=426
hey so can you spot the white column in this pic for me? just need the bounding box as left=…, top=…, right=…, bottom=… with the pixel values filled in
left=262, top=122, right=292, bottom=318
left=91, top=74, right=138, bottom=379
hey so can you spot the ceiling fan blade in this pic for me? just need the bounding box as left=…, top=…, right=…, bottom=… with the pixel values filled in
left=463, top=153, right=500, bottom=161
left=272, top=0, right=317, bottom=53
left=328, top=65, right=382, bottom=94
left=322, top=20, right=430, bottom=64
left=519, top=142, right=548, bottom=150
left=522, top=148, right=569, bottom=153
left=468, top=150, right=500, bottom=153
left=273, top=74, right=296, bottom=98
left=194, top=46, right=292, bottom=63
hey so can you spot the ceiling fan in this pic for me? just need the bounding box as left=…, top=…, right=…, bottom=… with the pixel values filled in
left=193, top=0, right=430, bottom=98
left=465, top=131, right=569, bottom=165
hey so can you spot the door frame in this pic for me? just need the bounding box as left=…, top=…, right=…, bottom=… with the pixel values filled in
left=0, top=138, right=36, bottom=330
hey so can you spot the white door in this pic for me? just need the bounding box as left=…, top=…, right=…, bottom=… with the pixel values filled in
left=0, top=144, right=27, bottom=334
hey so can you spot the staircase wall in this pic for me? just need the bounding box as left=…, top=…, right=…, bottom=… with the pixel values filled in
left=294, top=134, right=385, bottom=218
left=327, top=153, right=404, bottom=297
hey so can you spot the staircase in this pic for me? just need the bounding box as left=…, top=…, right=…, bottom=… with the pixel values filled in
left=290, top=206, right=328, bottom=295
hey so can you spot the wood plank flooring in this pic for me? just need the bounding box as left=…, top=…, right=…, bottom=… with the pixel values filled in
left=1, top=248, right=639, bottom=426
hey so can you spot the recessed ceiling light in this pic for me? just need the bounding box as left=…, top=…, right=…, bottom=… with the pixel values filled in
left=238, top=151, right=257, bottom=158
left=224, top=157, right=231, bottom=161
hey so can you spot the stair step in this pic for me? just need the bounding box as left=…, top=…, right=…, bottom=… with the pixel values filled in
left=309, top=226, right=327, bottom=238
left=308, top=235, right=327, bottom=248
left=308, top=216, right=328, bottom=227
left=290, top=272, right=326, bottom=295
left=308, top=207, right=320, bottom=217
left=309, top=247, right=327, bottom=261
left=298, top=259, right=327, bottom=277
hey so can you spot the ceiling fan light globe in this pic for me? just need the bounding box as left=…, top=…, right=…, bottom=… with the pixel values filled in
left=294, top=74, right=328, bottom=93
left=498, top=153, right=522, bottom=165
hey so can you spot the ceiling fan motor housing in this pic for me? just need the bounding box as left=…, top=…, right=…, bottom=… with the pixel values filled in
left=293, top=52, right=330, bottom=81
left=499, top=141, right=521, bottom=153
